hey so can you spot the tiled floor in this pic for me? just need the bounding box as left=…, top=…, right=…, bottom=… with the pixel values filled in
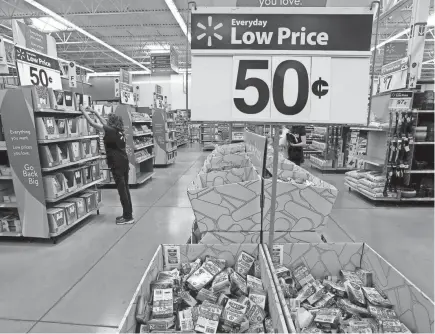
left=0, top=144, right=433, bottom=332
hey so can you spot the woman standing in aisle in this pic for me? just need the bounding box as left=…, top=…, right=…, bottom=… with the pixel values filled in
left=286, top=125, right=307, bottom=166
left=79, top=106, right=134, bottom=225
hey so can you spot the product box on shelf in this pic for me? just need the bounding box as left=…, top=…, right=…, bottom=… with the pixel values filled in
left=39, top=144, right=60, bottom=168
left=78, top=192, right=96, bottom=213
left=56, top=119, right=68, bottom=138
left=57, top=143, right=70, bottom=164
left=90, top=139, right=99, bottom=156
left=35, top=117, right=59, bottom=140
left=90, top=162, right=101, bottom=181
left=30, top=86, right=51, bottom=111
left=46, top=207, right=66, bottom=234
left=68, top=141, right=82, bottom=162
left=117, top=244, right=287, bottom=333
left=43, top=173, right=66, bottom=199
left=263, top=243, right=434, bottom=334
left=54, top=202, right=78, bottom=225
left=50, top=90, right=76, bottom=112
left=82, top=165, right=93, bottom=184
left=0, top=165, right=11, bottom=176
left=66, top=117, right=80, bottom=137
left=85, top=189, right=102, bottom=205
left=0, top=213, right=21, bottom=233
left=65, top=197, right=87, bottom=219
left=62, top=169, right=78, bottom=193
left=81, top=140, right=93, bottom=158
left=63, top=168, right=84, bottom=189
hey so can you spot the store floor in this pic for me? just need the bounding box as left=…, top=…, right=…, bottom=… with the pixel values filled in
left=0, top=144, right=433, bottom=333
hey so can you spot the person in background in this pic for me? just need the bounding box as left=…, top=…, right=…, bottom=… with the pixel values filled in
left=286, top=125, right=307, bottom=166
left=79, top=106, right=134, bottom=225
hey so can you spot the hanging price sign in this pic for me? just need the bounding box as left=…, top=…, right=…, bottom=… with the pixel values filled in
left=379, top=57, right=408, bottom=94
left=15, top=46, right=62, bottom=90
left=190, top=7, right=374, bottom=125
left=120, top=82, right=134, bottom=105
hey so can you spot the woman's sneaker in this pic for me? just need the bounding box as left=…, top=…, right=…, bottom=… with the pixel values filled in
left=116, top=217, right=134, bottom=225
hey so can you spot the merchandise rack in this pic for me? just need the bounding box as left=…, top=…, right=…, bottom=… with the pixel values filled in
left=346, top=89, right=434, bottom=203
left=153, top=108, right=177, bottom=165
left=100, top=104, right=155, bottom=185
left=309, top=126, right=354, bottom=173
left=0, top=87, right=104, bottom=240
left=175, top=110, right=189, bottom=147
left=200, top=122, right=230, bottom=150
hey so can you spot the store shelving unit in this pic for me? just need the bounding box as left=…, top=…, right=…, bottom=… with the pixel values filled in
left=309, top=126, right=354, bottom=173
left=200, top=122, right=230, bottom=151
left=0, top=87, right=103, bottom=240
left=346, top=89, right=434, bottom=203
left=175, top=111, right=189, bottom=147
left=153, top=108, right=177, bottom=165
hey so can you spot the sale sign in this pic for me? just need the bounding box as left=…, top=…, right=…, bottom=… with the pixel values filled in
left=379, top=57, right=408, bottom=94
left=15, top=46, right=62, bottom=90
left=119, top=69, right=135, bottom=105
left=191, top=7, right=374, bottom=125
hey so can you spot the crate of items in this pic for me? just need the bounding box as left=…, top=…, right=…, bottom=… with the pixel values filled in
left=43, top=173, right=67, bottom=200
left=264, top=243, right=434, bottom=334
left=78, top=192, right=97, bottom=213
left=46, top=207, right=66, bottom=234
left=65, top=197, right=87, bottom=219
left=117, top=244, right=287, bottom=333
left=54, top=202, right=78, bottom=226
left=39, top=144, right=60, bottom=169
left=68, top=141, right=82, bottom=162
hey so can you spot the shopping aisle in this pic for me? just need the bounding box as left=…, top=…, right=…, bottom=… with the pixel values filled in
left=0, top=145, right=433, bottom=333
left=0, top=144, right=207, bottom=333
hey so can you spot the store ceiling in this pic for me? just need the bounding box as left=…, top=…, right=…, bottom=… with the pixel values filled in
left=0, top=0, right=433, bottom=80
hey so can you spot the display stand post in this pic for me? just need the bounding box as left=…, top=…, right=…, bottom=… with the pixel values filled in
left=268, top=126, right=279, bottom=254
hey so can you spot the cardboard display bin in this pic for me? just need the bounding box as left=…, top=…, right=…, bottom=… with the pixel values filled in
left=263, top=243, right=434, bottom=334
left=117, top=244, right=287, bottom=333
left=201, top=153, right=252, bottom=173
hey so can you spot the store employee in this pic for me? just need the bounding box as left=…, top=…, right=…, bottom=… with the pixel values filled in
left=79, top=106, right=134, bottom=225
left=286, top=125, right=307, bottom=166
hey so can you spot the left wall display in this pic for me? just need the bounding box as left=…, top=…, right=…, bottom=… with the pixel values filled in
left=0, top=86, right=103, bottom=239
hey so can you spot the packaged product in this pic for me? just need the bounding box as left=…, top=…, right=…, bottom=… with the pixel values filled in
left=247, top=275, right=264, bottom=290
left=147, top=316, right=175, bottom=332
left=313, top=292, right=335, bottom=308
left=340, top=270, right=364, bottom=285
left=195, top=301, right=223, bottom=334
left=323, top=279, right=347, bottom=297
left=293, top=264, right=315, bottom=288
left=248, top=323, right=265, bottom=333
left=337, top=298, right=371, bottom=317
left=367, top=304, right=397, bottom=319
left=295, top=282, right=316, bottom=303
left=344, top=281, right=366, bottom=307
left=152, top=288, right=173, bottom=318
left=179, top=308, right=195, bottom=332
left=179, top=290, right=197, bottom=307
left=230, top=272, right=248, bottom=296
left=362, top=287, right=393, bottom=308
left=222, top=299, right=247, bottom=327
left=212, top=271, right=231, bottom=293
left=217, top=293, right=230, bottom=307
left=196, top=288, right=218, bottom=304
left=264, top=317, right=274, bottom=333
left=235, top=251, right=255, bottom=278
left=186, top=267, right=215, bottom=291
left=249, top=288, right=267, bottom=309
left=246, top=303, right=266, bottom=324
left=238, top=295, right=252, bottom=312
left=274, top=264, right=291, bottom=279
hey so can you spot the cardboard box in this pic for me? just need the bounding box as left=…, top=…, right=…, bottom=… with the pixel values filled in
left=47, top=207, right=66, bottom=233
left=117, top=244, right=287, bottom=333
left=54, top=202, right=78, bottom=225
left=35, top=117, right=59, bottom=140
left=264, top=243, right=434, bottom=334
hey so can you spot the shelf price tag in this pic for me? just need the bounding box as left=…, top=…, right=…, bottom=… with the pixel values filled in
left=388, top=91, right=414, bottom=111
left=15, top=46, right=62, bottom=90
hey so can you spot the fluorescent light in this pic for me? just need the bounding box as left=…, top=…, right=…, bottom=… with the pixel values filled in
left=165, top=0, right=191, bottom=43
left=371, top=13, right=435, bottom=51
left=31, top=17, right=70, bottom=33
left=24, top=0, right=150, bottom=72
left=88, top=70, right=150, bottom=77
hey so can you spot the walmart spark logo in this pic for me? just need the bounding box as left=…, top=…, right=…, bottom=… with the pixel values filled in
left=196, top=16, right=223, bottom=47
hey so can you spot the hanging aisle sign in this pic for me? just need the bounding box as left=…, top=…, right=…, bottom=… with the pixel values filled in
left=68, top=61, right=77, bottom=88
left=0, top=37, right=8, bottom=74
left=119, top=69, right=135, bottom=105
left=15, top=46, right=62, bottom=90
left=190, top=7, right=374, bottom=125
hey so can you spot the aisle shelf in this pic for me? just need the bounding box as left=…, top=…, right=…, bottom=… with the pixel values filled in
left=362, top=155, right=385, bottom=167
left=405, top=170, right=435, bottom=174
left=153, top=106, right=177, bottom=166
left=346, top=182, right=434, bottom=202
left=133, top=132, right=153, bottom=137
left=311, top=161, right=355, bottom=173
left=413, top=141, right=435, bottom=145
left=46, top=179, right=103, bottom=203
left=136, top=171, right=155, bottom=185
left=41, top=155, right=102, bottom=172
left=132, top=120, right=152, bottom=124
left=0, top=143, right=7, bottom=150
left=136, top=155, right=154, bottom=164
left=49, top=207, right=100, bottom=237
left=34, top=109, right=82, bottom=115
left=0, top=231, right=22, bottom=237
left=38, top=135, right=99, bottom=144
left=134, top=143, right=153, bottom=150
left=0, top=175, right=12, bottom=180
left=0, top=203, right=18, bottom=208
left=349, top=127, right=387, bottom=132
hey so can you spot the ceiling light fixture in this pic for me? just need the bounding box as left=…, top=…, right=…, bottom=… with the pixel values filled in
left=87, top=70, right=150, bottom=77
left=24, top=0, right=150, bottom=73
left=371, top=13, right=435, bottom=52
left=165, top=0, right=191, bottom=43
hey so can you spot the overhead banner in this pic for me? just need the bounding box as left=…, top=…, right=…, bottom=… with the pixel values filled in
left=383, top=41, right=407, bottom=65
left=12, top=20, right=57, bottom=58
left=15, top=46, right=62, bottom=90
left=0, top=37, right=8, bottom=74
left=191, top=7, right=374, bottom=124
left=191, top=13, right=372, bottom=51
left=68, top=61, right=77, bottom=88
